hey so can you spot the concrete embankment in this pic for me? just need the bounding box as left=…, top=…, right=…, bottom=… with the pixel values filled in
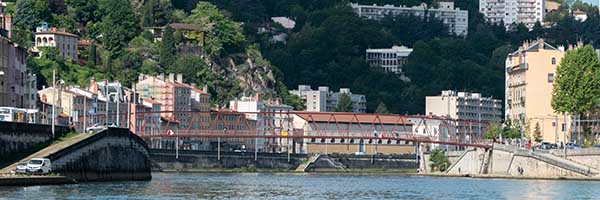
left=0, top=122, right=72, bottom=168
left=151, top=150, right=418, bottom=173
left=430, top=144, right=600, bottom=178
left=0, top=128, right=151, bottom=185
left=150, top=149, right=307, bottom=171
left=0, top=176, right=76, bottom=186
left=306, top=154, right=418, bottom=172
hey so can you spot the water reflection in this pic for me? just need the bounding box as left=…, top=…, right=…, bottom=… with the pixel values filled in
left=1, top=173, right=600, bottom=199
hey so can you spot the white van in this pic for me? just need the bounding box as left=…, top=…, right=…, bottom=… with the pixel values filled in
left=26, top=158, right=52, bottom=174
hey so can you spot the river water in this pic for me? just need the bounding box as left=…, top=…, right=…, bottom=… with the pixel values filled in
left=1, top=173, right=599, bottom=199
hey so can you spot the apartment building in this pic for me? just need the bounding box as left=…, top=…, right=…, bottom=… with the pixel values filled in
left=35, top=26, right=78, bottom=60
left=351, top=1, right=469, bottom=36
left=0, top=37, right=36, bottom=109
left=505, top=38, right=568, bottom=143
left=229, top=94, right=294, bottom=152
left=479, top=0, right=545, bottom=29
left=366, top=45, right=413, bottom=78
left=426, top=90, right=503, bottom=135
left=290, top=85, right=367, bottom=113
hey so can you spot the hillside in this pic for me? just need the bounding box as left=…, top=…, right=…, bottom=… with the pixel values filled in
left=12, top=0, right=600, bottom=114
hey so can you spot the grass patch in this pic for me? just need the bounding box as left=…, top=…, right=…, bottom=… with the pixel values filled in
left=51, top=132, right=80, bottom=145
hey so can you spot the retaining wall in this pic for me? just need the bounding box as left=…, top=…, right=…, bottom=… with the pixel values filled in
left=150, top=150, right=307, bottom=170
left=0, top=122, right=71, bottom=167
left=47, top=128, right=151, bottom=182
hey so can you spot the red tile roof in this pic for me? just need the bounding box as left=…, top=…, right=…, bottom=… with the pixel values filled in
left=295, top=113, right=412, bottom=125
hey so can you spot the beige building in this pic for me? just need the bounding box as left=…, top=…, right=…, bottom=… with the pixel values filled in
left=505, top=39, right=569, bottom=143
left=292, top=113, right=414, bottom=154
left=35, top=27, right=78, bottom=60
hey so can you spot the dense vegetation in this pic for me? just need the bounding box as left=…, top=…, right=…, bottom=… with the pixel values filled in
left=9, top=0, right=600, bottom=114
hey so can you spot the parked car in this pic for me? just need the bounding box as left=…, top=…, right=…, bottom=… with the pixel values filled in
left=85, top=123, right=116, bottom=134
left=566, top=143, right=580, bottom=149
left=537, top=142, right=557, bottom=150
left=26, top=158, right=52, bottom=174
left=354, top=151, right=366, bottom=155
left=592, top=144, right=600, bottom=149
left=15, top=163, right=28, bottom=174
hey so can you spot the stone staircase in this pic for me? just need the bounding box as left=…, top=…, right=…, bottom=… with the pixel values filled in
left=295, top=154, right=321, bottom=172
left=0, top=133, right=93, bottom=174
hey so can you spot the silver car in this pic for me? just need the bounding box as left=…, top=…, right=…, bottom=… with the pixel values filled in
left=15, top=163, right=28, bottom=174
left=85, top=123, right=116, bottom=134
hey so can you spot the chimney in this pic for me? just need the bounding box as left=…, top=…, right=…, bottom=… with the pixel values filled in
left=168, top=73, right=175, bottom=82
left=177, top=74, right=183, bottom=83
left=191, top=83, right=196, bottom=88
left=203, top=85, right=208, bottom=93
left=538, top=38, right=544, bottom=49
left=159, top=73, right=164, bottom=81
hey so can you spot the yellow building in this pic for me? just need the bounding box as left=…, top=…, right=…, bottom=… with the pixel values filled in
left=505, top=39, right=570, bottom=144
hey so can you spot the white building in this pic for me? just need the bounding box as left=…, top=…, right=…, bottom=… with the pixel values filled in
left=479, top=0, right=545, bottom=29
left=229, top=94, right=294, bottom=152
left=366, top=45, right=413, bottom=79
left=290, top=85, right=367, bottom=113
left=34, top=27, right=78, bottom=60
left=426, top=90, right=503, bottom=135
left=351, top=1, right=469, bottom=36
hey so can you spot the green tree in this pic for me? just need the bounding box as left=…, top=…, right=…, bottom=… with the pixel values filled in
left=97, top=0, right=138, bottom=58
left=159, top=25, right=176, bottom=68
left=429, top=149, right=451, bottom=172
left=552, top=45, right=600, bottom=115
left=375, top=102, right=390, bottom=114
left=335, top=93, right=353, bottom=112
left=533, top=122, right=543, bottom=143
left=552, top=45, right=600, bottom=145
left=87, top=42, right=97, bottom=67
left=65, top=0, right=100, bottom=24
left=140, top=0, right=156, bottom=27
left=185, top=2, right=245, bottom=55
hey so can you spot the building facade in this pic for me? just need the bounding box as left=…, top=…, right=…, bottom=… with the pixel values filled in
left=426, top=90, right=503, bottom=135
left=292, top=113, right=414, bottom=154
left=290, top=85, right=367, bottom=113
left=479, top=0, right=545, bottom=29
left=229, top=94, right=294, bottom=152
left=366, top=45, right=413, bottom=78
left=505, top=39, right=568, bottom=143
left=0, top=37, right=36, bottom=109
left=34, top=27, right=78, bottom=60
left=351, top=1, right=469, bottom=36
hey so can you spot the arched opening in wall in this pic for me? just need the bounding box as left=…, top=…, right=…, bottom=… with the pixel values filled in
left=49, top=37, right=54, bottom=44
left=42, top=37, right=47, bottom=44
left=36, top=37, right=41, bottom=45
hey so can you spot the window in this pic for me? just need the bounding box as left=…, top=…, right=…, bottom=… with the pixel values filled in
left=551, top=57, right=556, bottom=65
left=548, top=73, right=554, bottom=83
left=562, top=123, right=566, bottom=131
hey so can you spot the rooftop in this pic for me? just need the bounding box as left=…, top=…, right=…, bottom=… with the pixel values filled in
left=35, top=27, right=78, bottom=38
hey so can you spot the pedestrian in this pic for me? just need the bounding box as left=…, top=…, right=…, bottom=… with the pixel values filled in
left=458, top=167, right=461, bottom=174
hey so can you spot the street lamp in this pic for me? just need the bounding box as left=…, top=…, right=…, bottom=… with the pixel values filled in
left=51, top=68, right=65, bottom=138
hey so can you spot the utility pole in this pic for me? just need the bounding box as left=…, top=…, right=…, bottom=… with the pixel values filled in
left=51, top=69, right=55, bottom=138
left=105, top=80, right=108, bottom=125
left=116, top=85, right=120, bottom=127
left=83, top=96, right=87, bottom=133
left=563, top=113, right=567, bottom=158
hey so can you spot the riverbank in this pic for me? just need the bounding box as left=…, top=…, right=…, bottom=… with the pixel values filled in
left=158, top=167, right=418, bottom=173
left=0, top=176, right=76, bottom=186
left=418, top=173, right=600, bottom=182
